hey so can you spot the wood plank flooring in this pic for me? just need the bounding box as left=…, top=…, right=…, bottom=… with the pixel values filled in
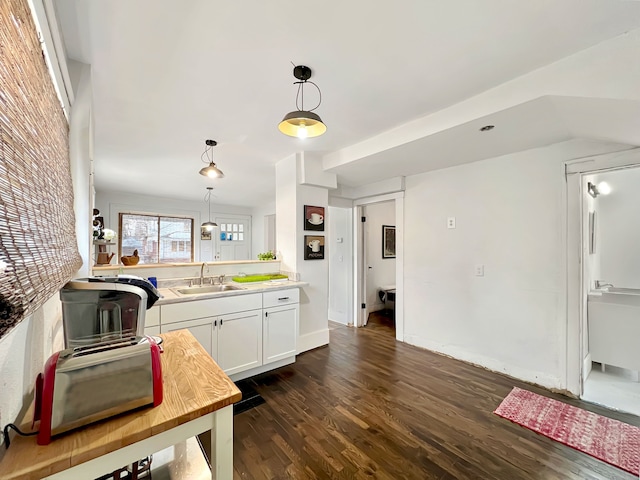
left=232, top=313, right=640, bottom=479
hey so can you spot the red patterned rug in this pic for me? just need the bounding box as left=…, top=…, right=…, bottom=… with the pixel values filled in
left=494, top=387, right=640, bottom=475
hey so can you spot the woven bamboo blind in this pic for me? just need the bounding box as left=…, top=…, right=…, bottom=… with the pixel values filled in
left=0, top=0, right=82, bottom=339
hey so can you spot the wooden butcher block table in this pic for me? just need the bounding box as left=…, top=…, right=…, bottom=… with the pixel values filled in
left=0, top=330, right=241, bottom=480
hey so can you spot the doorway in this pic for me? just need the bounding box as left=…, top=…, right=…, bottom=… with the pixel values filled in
left=353, top=193, right=404, bottom=341
left=566, top=148, right=640, bottom=415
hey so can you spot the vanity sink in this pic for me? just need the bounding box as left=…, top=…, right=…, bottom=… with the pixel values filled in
left=173, top=284, right=244, bottom=295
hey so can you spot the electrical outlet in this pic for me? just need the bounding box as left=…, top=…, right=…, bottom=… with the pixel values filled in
left=475, top=264, right=484, bottom=276
left=447, top=217, right=456, bottom=229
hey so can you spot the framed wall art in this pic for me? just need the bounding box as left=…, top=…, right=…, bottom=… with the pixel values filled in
left=304, top=235, right=325, bottom=260
left=304, top=205, right=325, bottom=231
left=382, top=225, right=396, bottom=259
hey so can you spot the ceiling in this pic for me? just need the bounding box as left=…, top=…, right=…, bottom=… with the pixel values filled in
left=53, top=0, right=640, bottom=208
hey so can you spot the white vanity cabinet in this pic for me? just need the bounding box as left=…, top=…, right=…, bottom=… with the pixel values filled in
left=163, top=316, right=215, bottom=356
left=263, top=289, right=299, bottom=364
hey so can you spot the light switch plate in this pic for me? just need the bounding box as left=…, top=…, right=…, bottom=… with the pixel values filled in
left=475, top=264, right=484, bottom=276
left=447, top=217, right=456, bottom=229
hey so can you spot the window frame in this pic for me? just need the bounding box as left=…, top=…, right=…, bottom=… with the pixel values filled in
left=118, top=212, right=195, bottom=264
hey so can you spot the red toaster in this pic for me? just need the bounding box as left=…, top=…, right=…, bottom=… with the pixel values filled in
left=34, top=336, right=163, bottom=445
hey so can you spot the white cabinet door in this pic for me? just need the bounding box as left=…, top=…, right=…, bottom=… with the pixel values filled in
left=263, top=304, right=298, bottom=364
left=163, top=317, right=214, bottom=357
left=217, top=310, right=262, bottom=376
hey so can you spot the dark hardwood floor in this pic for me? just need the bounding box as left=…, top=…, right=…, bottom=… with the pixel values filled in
left=232, top=313, right=639, bottom=479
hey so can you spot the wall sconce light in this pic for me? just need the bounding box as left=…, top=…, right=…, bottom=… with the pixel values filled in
left=278, top=65, right=326, bottom=139
left=587, top=181, right=611, bottom=198
left=201, top=187, right=217, bottom=231
left=199, top=140, right=225, bottom=178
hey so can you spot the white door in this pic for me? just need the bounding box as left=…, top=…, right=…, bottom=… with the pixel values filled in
left=163, top=318, right=214, bottom=358
left=264, top=304, right=298, bottom=363
left=215, top=217, right=251, bottom=261
left=217, top=310, right=262, bottom=376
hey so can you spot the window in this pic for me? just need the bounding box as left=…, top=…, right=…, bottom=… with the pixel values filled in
left=119, top=213, right=194, bottom=264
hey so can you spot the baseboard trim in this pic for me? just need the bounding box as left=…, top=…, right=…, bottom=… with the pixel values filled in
left=297, top=328, right=330, bottom=354
left=404, top=334, right=563, bottom=391
left=229, top=357, right=295, bottom=382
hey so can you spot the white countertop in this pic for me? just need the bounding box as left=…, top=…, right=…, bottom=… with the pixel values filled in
left=155, top=280, right=307, bottom=305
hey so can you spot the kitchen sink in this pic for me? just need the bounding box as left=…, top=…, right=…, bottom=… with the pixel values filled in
left=173, top=284, right=244, bottom=295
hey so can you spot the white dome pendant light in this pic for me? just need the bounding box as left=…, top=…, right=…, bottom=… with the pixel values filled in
left=278, top=65, right=326, bottom=139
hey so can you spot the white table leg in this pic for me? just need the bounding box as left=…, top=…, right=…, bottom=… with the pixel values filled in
left=210, top=405, right=233, bottom=480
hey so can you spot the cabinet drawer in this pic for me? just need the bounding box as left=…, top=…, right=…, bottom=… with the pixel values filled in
left=263, top=288, right=299, bottom=308
left=162, top=293, right=262, bottom=325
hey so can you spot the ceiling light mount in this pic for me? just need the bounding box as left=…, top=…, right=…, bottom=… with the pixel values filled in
left=199, top=139, right=225, bottom=178
left=278, top=65, right=326, bottom=139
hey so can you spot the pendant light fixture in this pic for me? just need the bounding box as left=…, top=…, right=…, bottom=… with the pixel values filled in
left=199, top=139, right=225, bottom=178
left=201, top=187, right=217, bottom=231
left=278, top=65, right=326, bottom=139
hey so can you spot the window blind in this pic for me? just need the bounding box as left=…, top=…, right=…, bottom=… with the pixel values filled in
left=0, top=0, right=82, bottom=339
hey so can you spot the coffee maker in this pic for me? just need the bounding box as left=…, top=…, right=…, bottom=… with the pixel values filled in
left=60, top=276, right=161, bottom=348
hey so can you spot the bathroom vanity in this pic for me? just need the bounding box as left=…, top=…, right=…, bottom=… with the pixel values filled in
left=588, top=287, right=640, bottom=371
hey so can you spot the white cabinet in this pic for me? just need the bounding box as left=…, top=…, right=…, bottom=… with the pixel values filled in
left=157, top=288, right=299, bottom=378
left=163, top=317, right=215, bottom=357
left=217, top=310, right=262, bottom=375
left=263, top=303, right=298, bottom=364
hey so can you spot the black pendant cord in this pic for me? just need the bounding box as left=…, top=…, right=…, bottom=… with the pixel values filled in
left=3, top=423, right=39, bottom=449
left=295, top=80, right=322, bottom=112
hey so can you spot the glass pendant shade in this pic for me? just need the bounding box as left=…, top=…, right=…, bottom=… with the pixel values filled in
left=199, top=162, right=224, bottom=178
left=201, top=221, right=217, bottom=231
left=278, top=110, right=327, bottom=138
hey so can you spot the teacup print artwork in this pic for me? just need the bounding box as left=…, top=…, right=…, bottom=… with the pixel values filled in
left=304, top=205, right=325, bottom=231
left=304, top=235, right=325, bottom=260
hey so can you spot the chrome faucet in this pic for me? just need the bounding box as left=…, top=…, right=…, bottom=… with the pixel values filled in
left=216, top=274, right=225, bottom=285
left=199, top=262, right=208, bottom=285
left=595, top=280, right=613, bottom=289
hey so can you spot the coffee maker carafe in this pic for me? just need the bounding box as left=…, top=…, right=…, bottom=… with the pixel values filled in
left=60, top=276, right=161, bottom=348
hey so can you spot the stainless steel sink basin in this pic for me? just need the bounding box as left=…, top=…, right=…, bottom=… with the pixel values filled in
left=173, top=284, right=244, bottom=295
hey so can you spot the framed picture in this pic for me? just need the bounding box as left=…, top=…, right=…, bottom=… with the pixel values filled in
left=304, top=205, right=325, bottom=231
left=304, top=235, right=325, bottom=260
left=200, top=228, right=212, bottom=241
left=382, top=225, right=396, bottom=259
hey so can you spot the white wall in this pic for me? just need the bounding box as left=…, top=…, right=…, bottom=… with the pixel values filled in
left=404, top=142, right=577, bottom=389
left=251, top=201, right=275, bottom=259
left=328, top=206, right=353, bottom=325
left=276, top=153, right=330, bottom=352
left=594, top=167, right=640, bottom=289
left=96, top=191, right=253, bottom=263
left=364, top=202, right=396, bottom=312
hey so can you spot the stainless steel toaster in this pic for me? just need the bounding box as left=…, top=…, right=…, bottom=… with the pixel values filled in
left=34, top=336, right=163, bottom=445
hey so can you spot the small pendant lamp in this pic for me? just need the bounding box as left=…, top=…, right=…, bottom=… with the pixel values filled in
left=201, top=187, right=217, bottom=231
left=278, top=65, right=326, bottom=139
left=199, top=140, right=225, bottom=178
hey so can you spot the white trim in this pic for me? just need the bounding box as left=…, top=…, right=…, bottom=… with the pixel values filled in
left=27, top=0, right=73, bottom=117
left=565, top=148, right=640, bottom=397
left=354, top=191, right=405, bottom=206
left=297, top=328, right=330, bottom=353
left=229, top=356, right=295, bottom=382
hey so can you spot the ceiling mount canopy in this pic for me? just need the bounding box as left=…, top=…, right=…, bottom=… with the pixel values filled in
left=278, top=65, right=326, bottom=139
left=201, top=187, right=217, bottom=231
left=199, top=139, right=225, bottom=178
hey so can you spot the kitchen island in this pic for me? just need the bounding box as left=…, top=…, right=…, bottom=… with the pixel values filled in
left=0, top=330, right=241, bottom=480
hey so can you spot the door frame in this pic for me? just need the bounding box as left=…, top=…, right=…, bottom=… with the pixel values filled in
left=565, top=147, right=640, bottom=396
left=353, top=192, right=404, bottom=342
